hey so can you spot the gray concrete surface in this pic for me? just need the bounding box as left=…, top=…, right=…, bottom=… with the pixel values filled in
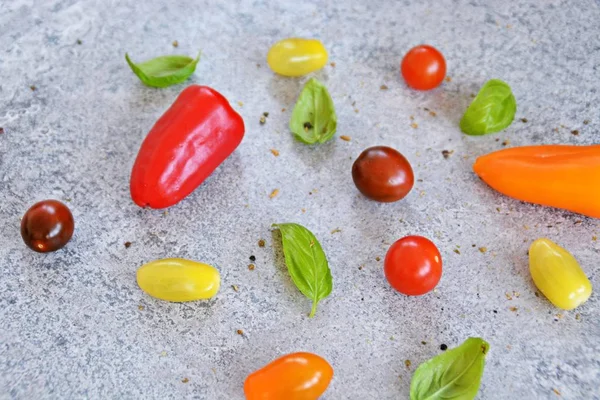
left=1, top=0, right=599, bottom=398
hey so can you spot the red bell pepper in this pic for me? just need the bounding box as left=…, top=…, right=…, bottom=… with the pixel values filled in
left=130, top=85, right=245, bottom=208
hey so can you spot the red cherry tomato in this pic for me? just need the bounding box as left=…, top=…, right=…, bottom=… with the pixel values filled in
left=401, top=45, right=446, bottom=90
left=384, top=235, right=442, bottom=295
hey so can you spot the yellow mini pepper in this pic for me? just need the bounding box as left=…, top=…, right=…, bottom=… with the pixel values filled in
left=529, top=239, right=592, bottom=310
left=137, top=258, right=220, bottom=302
left=267, top=38, right=328, bottom=77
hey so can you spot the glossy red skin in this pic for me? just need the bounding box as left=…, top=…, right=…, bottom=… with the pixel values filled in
left=401, top=45, right=446, bottom=90
left=352, top=146, right=414, bottom=202
left=384, top=236, right=442, bottom=296
left=21, top=200, right=74, bottom=253
left=130, top=85, right=245, bottom=209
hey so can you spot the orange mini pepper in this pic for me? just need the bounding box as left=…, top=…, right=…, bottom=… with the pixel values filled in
left=473, top=145, right=600, bottom=218
left=244, top=352, right=333, bottom=400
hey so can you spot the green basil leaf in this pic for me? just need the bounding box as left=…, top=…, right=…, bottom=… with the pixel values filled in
left=273, top=223, right=333, bottom=317
left=125, top=52, right=201, bottom=88
left=460, top=79, right=516, bottom=135
left=410, top=337, right=490, bottom=400
left=289, top=78, right=337, bottom=144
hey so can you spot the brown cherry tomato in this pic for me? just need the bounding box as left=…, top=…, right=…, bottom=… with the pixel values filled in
left=21, top=200, right=74, bottom=253
left=352, top=146, right=414, bottom=202
left=244, top=352, right=333, bottom=400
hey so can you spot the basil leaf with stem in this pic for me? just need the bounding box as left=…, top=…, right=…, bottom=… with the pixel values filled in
left=273, top=223, right=333, bottom=317
left=410, top=337, right=490, bottom=400
left=289, top=78, right=337, bottom=144
left=460, top=79, right=516, bottom=135
left=125, top=52, right=201, bottom=88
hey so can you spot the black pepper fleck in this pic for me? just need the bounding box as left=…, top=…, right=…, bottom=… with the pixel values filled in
left=493, top=310, right=498, bottom=314
left=520, top=118, right=528, bottom=123
left=440, top=344, right=448, bottom=351
left=0, top=127, right=4, bottom=134
left=442, top=150, right=453, bottom=159
left=303, top=122, right=313, bottom=130
left=249, top=255, right=256, bottom=262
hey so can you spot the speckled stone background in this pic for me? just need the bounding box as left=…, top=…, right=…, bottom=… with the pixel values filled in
left=1, top=0, right=599, bottom=399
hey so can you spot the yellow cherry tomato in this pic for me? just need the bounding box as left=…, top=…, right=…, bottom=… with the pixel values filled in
left=267, top=38, right=328, bottom=77
left=136, top=258, right=220, bottom=302
left=529, top=238, right=592, bottom=310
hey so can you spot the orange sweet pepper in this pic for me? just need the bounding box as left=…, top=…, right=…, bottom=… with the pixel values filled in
left=244, top=352, right=333, bottom=400
left=473, top=145, right=600, bottom=219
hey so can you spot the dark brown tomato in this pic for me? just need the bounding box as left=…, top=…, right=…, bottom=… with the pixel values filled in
left=21, top=200, right=74, bottom=253
left=352, top=146, right=414, bottom=202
